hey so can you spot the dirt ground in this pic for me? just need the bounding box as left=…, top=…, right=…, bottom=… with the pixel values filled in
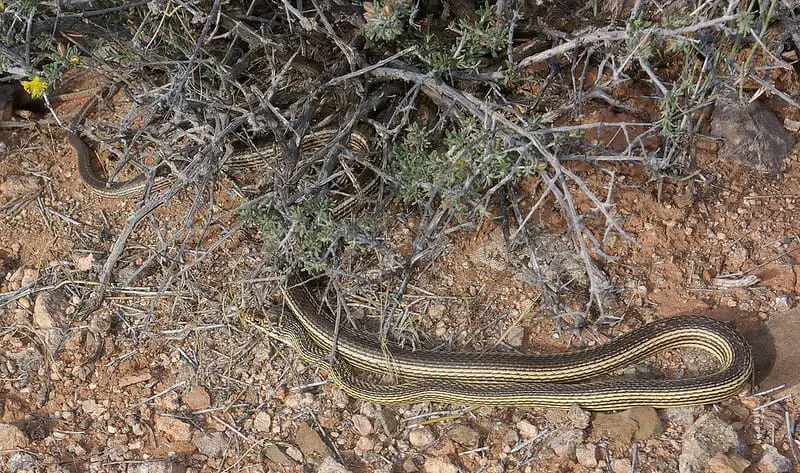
left=1, top=88, right=799, bottom=473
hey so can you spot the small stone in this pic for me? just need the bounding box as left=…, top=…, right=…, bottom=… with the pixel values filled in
left=285, top=445, right=304, bottom=462
left=80, top=399, right=107, bottom=418
left=294, top=423, right=330, bottom=458
left=253, top=412, right=272, bottom=432
left=679, top=413, right=742, bottom=473
left=409, top=427, right=435, bottom=449
left=402, top=456, right=418, bottom=472
left=568, top=404, right=591, bottom=429
left=549, top=429, right=585, bottom=460
left=183, top=385, right=211, bottom=410
left=506, top=326, right=525, bottom=348
left=664, top=406, right=701, bottom=428
left=773, top=296, right=790, bottom=312
left=0, top=424, right=29, bottom=450
left=0, top=174, right=40, bottom=199
left=757, top=445, right=793, bottom=473
left=593, top=407, right=662, bottom=442
left=195, top=431, right=227, bottom=457
left=319, top=456, right=353, bottom=473
left=423, top=456, right=457, bottom=473
left=612, top=458, right=632, bottom=473
left=708, top=453, right=750, bottom=473
left=445, top=424, right=480, bottom=448
left=378, top=407, right=400, bottom=435
left=354, top=436, right=375, bottom=456
left=118, top=373, right=152, bottom=389
left=7, top=452, right=36, bottom=473
left=516, top=419, right=539, bottom=439
left=263, top=444, right=295, bottom=466
left=429, top=304, right=446, bottom=318
left=576, top=443, right=598, bottom=467
left=155, top=416, right=192, bottom=442
left=352, top=414, right=373, bottom=436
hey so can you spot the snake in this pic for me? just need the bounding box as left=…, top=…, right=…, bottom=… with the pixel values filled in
left=68, top=90, right=754, bottom=410
left=67, top=89, right=370, bottom=198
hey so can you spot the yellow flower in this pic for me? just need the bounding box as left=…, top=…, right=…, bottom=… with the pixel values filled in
left=21, top=75, right=48, bottom=98
left=69, top=55, right=81, bottom=64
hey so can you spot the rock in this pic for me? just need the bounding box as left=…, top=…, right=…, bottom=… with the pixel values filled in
left=516, top=419, right=539, bottom=439
left=445, top=424, right=480, bottom=448
left=0, top=174, right=40, bottom=199
left=758, top=307, right=800, bottom=399
left=506, top=326, right=525, bottom=348
left=352, top=414, right=373, bottom=436
left=707, top=453, right=750, bottom=473
left=80, top=399, right=107, bottom=418
left=0, top=424, right=28, bottom=450
left=294, top=423, right=331, bottom=458
left=182, top=385, right=211, bottom=410
left=253, top=412, right=272, bottom=432
left=757, top=445, right=793, bottom=473
left=319, top=456, right=353, bottom=473
left=679, top=413, right=744, bottom=473
left=576, top=443, right=599, bottom=467
left=118, top=373, right=152, bottom=389
left=423, top=456, right=457, bottom=473
left=568, top=404, right=591, bottom=429
left=7, top=453, right=36, bottom=472
left=377, top=407, right=400, bottom=435
left=133, top=462, right=173, bottom=473
left=155, top=416, right=192, bottom=442
left=612, top=458, right=632, bottom=473
left=710, top=90, right=795, bottom=174
left=195, top=431, right=227, bottom=457
left=354, top=436, right=375, bottom=456
left=285, top=445, right=304, bottom=462
left=548, top=429, right=585, bottom=460
left=402, top=456, right=418, bottom=472
left=592, top=407, right=662, bottom=442
left=409, top=427, right=435, bottom=449
left=664, top=406, right=701, bottom=428
left=263, top=444, right=296, bottom=466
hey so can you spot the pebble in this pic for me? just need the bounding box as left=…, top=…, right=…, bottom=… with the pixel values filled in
left=253, top=412, right=271, bottom=432
left=263, top=444, right=296, bottom=466
left=679, top=413, right=742, bottom=473
left=195, top=432, right=227, bottom=457
left=294, top=423, right=330, bottom=458
left=319, top=456, right=352, bottom=473
left=516, top=420, right=539, bottom=439
left=446, top=424, right=480, bottom=448
left=506, top=326, right=525, bottom=348
left=548, top=429, right=585, bottom=460
left=757, top=445, right=793, bottom=473
left=612, top=458, right=632, bottom=473
left=409, top=427, right=435, bottom=449
left=576, top=443, right=599, bottom=467
left=0, top=424, right=28, bottom=450
left=182, top=385, right=211, bottom=410
left=707, top=453, right=750, bottom=473
left=352, top=414, right=373, bottom=436
left=285, top=445, right=304, bottom=462
left=354, top=436, right=375, bottom=456
left=568, top=404, right=591, bottom=429
left=423, top=456, right=457, bottom=473
left=154, top=416, right=192, bottom=442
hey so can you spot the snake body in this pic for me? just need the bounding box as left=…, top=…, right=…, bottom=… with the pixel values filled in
left=69, top=92, right=753, bottom=410
left=254, top=310, right=751, bottom=410
left=68, top=91, right=370, bottom=198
